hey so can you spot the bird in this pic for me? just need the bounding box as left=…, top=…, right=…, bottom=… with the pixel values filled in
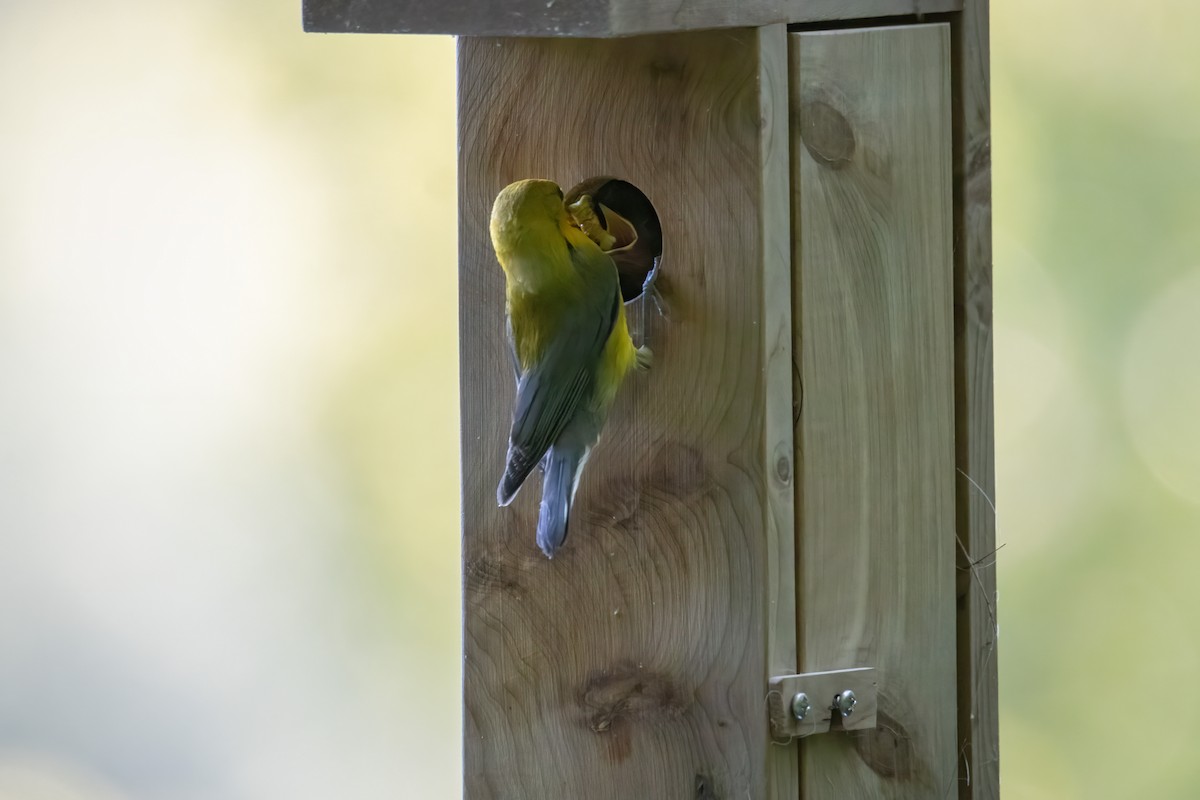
left=491, top=178, right=651, bottom=558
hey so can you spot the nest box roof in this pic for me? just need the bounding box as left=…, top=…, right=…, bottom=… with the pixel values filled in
left=303, top=0, right=960, bottom=37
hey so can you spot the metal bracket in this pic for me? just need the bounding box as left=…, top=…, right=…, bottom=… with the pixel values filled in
left=768, top=667, right=877, bottom=739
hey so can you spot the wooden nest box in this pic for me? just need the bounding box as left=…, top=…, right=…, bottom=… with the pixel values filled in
left=305, top=1, right=996, bottom=798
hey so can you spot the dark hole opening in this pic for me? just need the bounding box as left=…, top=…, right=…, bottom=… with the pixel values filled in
left=564, top=177, right=662, bottom=303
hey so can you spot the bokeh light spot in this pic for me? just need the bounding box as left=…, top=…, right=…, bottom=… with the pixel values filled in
left=1121, top=267, right=1200, bottom=503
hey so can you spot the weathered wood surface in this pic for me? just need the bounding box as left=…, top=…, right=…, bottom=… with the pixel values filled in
left=951, top=1, right=999, bottom=797
left=305, top=0, right=963, bottom=37
left=458, top=28, right=797, bottom=799
left=790, top=23, right=958, bottom=798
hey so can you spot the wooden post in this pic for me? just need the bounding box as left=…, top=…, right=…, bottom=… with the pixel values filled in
left=952, top=2, right=999, bottom=798
left=303, top=2, right=996, bottom=798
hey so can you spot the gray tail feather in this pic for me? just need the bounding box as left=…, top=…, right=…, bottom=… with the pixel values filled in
left=497, top=468, right=520, bottom=507
left=536, top=448, right=581, bottom=559
left=497, top=448, right=543, bottom=507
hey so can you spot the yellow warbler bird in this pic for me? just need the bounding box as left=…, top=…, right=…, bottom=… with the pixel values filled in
left=491, top=179, right=651, bottom=558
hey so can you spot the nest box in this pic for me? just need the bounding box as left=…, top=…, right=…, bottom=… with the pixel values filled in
left=305, top=2, right=996, bottom=798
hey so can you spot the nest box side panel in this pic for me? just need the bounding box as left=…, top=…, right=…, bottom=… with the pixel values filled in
left=790, top=24, right=958, bottom=797
left=458, top=28, right=796, bottom=800
left=952, top=1, right=999, bottom=796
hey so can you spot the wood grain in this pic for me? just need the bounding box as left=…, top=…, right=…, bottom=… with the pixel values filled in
left=951, top=1, right=999, bottom=798
left=458, top=28, right=797, bottom=799
left=304, top=0, right=963, bottom=37
left=790, top=23, right=958, bottom=798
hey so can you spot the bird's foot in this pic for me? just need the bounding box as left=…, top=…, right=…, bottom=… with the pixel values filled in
left=635, top=345, right=653, bottom=371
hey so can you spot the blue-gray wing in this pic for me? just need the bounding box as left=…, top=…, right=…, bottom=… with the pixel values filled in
left=496, top=252, right=620, bottom=506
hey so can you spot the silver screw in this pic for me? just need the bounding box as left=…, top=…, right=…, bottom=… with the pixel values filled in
left=834, top=689, right=857, bottom=717
left=790, top=692, right=811, bottom=721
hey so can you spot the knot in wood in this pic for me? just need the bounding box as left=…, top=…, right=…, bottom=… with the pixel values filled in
left=800, top=99, right=856, bottom=169
left=773, top=443, right=792, bottom=485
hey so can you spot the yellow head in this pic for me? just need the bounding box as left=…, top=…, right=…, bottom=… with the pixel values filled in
left=489, top=179, right=571, bottom=265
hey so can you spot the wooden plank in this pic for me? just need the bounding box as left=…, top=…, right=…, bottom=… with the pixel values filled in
left=304, top=0, right=963, bottom=37
left=790, top=23, right=957, bottom=798
left=951, top=1, right=999, bottom=798
left=459, top=27, right=797, bottom=800
left=758, top=22, right=801, bottom=800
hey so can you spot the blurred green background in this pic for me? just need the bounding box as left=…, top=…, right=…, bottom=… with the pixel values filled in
left=1, top=1, right=1196, bottom=797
